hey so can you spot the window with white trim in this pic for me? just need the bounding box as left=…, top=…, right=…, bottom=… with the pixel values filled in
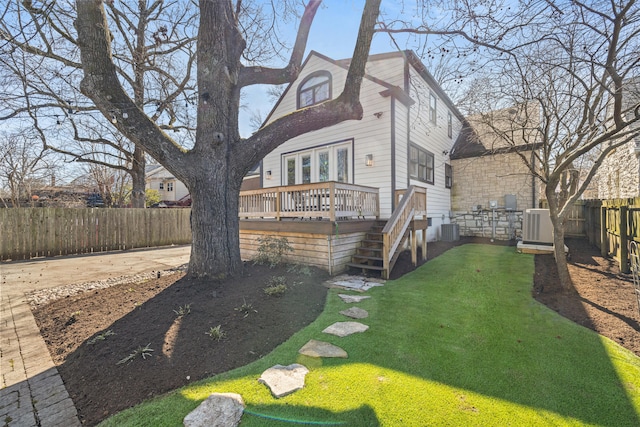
left=448, top=111, right=453, bottom=138
left=283, top=142, right=352, bottom=185
left=410, top=144, right=434, bottom=184
left=159, top=182, right=164, bottom=190
left=445, top=164, right=452, bottom=189
left=167, top=182, right=174, bottom=192
left=298, top=71, right=331, bottom=108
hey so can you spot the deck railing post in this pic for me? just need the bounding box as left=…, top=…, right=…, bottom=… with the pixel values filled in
left=276, top=188, right=282, bottom=221
left=329, top=182, right=336, bottom=222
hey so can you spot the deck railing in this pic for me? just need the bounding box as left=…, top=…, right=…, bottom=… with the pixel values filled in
left=239, top=182, right=379, bottom=221
left=382, top=186, right=427, bottom=276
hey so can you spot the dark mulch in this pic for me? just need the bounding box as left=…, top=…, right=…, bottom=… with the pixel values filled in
left=31, top=237, right=640, bottom=426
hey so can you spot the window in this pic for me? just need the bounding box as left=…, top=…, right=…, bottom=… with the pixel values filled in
left=283, top=141, right=352, bottom=185
left=159, top=182, right=164, bottom=190
left=167, top=182, right=174, bottom=192
left=448, top=112, right=453, bottom=138
left=298, top=71, right=331, bottom=108
left=429, top=92, right=437, bottom=124
left=410, top=144, right=434, bottom=184
left=318, top=151, right=329, bottom=182
left=287, top=158, right=296, bottom=185
left=445, top=164, right=452, bottom=189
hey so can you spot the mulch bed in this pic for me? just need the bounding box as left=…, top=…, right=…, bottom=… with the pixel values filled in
left=31, top=237, right=640, bottom=426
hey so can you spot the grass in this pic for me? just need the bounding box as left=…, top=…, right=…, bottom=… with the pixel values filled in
left=99, top=244, right=640, bottom=426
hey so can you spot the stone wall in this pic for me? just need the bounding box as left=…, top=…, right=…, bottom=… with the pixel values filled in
left=451, top=152, right=538, bottom=213
left=595, top=141, right=640, bottom=199
left=451, top=209, right=523, bottom=241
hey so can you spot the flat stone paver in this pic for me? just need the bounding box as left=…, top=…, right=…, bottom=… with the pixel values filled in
left=322, top=322, right=369, bottom=337
left=338, top=294, right=371, bottom=303
left=258, top=364, right=309, bottom=398
left=0, top=245, right=191, bottom=427
left=326, top=275, right=385, bottom=292
left=339, top=307, right=369, bottom=319
left=299, top=339, right=348, bottom=358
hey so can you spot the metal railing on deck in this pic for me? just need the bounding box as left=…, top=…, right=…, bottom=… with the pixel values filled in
left=239, top=182, right=379, bottom=221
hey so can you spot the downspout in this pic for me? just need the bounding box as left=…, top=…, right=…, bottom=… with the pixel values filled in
left=390, top=97, right=396, bottom=212
left=327, top=234, right=332, bottom=275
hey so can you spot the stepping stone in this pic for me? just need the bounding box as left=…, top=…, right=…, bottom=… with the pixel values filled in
left=340, top=307, right=369, bottom=319
left=183, top=392, right=245, bottom=427
left=258, top=364, right=309, bottom=398
left=338, top=294, right=371, bottom=303
left=322, top=322, right=369, bottom=337
left=299, top=339, right=348, bottom=358
left=327, top=275, right=385, bottom=291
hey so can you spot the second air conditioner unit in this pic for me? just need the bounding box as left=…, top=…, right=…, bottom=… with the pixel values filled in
left=523, top=208, right=553, bottom=245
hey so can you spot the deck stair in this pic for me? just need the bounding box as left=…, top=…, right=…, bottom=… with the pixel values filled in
left=347, top=186, right=428, bottom=278
left=346, top=221, right=388, bottom=274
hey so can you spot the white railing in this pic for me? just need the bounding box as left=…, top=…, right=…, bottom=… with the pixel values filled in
left=382, top=186, right=427, bottom=276
left=239, top=182, right=379, bottom=221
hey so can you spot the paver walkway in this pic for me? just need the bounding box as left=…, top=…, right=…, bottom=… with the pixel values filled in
left=1, top=245, right=190, bottom=427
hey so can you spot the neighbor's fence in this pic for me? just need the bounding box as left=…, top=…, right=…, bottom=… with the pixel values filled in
left=0, top=208, right=192, bottom=261
left=541, top=197, right=640, bottom=273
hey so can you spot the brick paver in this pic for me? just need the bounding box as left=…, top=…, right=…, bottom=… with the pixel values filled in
left=0, top=245, right=190, bottom=426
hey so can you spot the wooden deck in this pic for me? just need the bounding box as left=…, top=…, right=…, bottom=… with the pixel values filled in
left=239, top=182, right=379, bottom=221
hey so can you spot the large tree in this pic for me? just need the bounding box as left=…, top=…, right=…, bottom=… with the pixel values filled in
left=0, top=0, right=197, bottom=208
left=74, top=0, right=381, bottom=278
left=456, top=0, right=640, bottom=290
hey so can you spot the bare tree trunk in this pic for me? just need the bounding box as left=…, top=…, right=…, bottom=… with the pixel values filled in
left=188, top=173, right=242, bottom=278
left=130, top=146, right=146, bottom=208
left=547, top=188, right=576, bottom=293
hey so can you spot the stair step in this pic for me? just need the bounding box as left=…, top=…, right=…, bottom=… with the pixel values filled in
left=346, top=262, right=385, bottom=271
left=356, top=247, right=382, bottom=253
left=352, top=255, right=383, bottom=262
left=361, top=239, right=383, bottom=244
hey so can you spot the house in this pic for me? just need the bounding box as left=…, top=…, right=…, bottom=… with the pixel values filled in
left=148, top=50, right=540, bottom=276
left=259, top=50, right=463, bottom=241
left=145, top=164, right=190, bottom=206
left=595, top=78, right=640, bottom=199
left=449, top=103, right=542, bottom=240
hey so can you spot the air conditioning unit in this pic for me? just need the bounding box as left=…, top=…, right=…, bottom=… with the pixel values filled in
left=441, top=223, right=460, bottom=242
left=523, top=208, right=553, bottom=245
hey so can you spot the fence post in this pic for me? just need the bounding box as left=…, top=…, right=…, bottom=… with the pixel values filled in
left=620, top=206, right=630, bottom=273
left=600, top=207, right=608, bottom=257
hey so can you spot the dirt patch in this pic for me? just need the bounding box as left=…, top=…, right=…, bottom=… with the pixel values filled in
left=31, top=237, right=640, bottom=426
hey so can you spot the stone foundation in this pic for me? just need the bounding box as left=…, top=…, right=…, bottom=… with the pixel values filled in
left=451, top=209, right=523, bottom=241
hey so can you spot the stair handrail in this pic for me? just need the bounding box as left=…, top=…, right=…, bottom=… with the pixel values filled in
left=382, top=186, right=418, bottom=276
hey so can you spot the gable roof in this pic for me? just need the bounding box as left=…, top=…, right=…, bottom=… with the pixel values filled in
left=261, top=50, right=415, bottom=126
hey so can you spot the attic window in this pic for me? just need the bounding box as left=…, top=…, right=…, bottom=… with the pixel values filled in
left=298, top=71, right=332, bottom=108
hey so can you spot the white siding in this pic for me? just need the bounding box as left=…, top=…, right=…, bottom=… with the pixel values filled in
left=404, top=66, right=462, bottom=241
left=262, top=53, right=397, bottom=217
left=364, top=55, right=406, bottom=87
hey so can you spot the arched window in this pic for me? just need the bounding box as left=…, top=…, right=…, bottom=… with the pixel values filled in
left=297, top=71, right=332, bottom=108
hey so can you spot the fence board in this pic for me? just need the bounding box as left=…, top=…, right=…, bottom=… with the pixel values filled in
left=0, top=208, right=192, bottom=261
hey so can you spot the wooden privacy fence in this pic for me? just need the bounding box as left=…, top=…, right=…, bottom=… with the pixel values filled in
left=591, top=198, right=640, bottom=274
left=0, top=208, right=192, bottom=261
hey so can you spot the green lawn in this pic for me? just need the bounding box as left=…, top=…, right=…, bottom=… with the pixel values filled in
left=100, top=244, right=640, bottom=426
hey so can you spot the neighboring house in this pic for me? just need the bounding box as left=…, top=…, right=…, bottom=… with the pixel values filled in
left=260, top=50, right=463, bottom=241
left=449, top=104, right=542, bottom=239
left=595, top=78, right=640, bottom=199
left=145, top=164, right=190, bottom=204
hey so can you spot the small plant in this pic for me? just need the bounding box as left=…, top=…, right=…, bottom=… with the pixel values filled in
left=206, top=325, right=226, bottom=341
left=264, top=276, right=288, bottom=297
left=253, top=236, right=294, bottom=267
left=87, top=330, right=115, bottom=345
left=173, top=304, right=191, bottom=317
left=117, top=343, right=154, bottom=365
left=287, top=263, right=313, bottom=276
left=234, top=298, right=257, bottom=318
